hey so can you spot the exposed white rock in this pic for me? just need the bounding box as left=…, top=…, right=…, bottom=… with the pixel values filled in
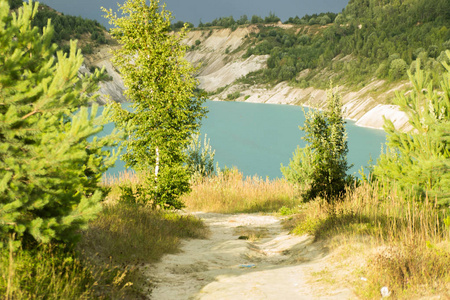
left=197, top=55, right=268, bottom=92
left=83, top=27, right=415, bottom=131
left=356, top=104, right=412, bottom=131
left=82, top=45, right=127, bottom=104
left=184, top=26, right=413, bottom=131
left=95, top=59, right=126, bottom=104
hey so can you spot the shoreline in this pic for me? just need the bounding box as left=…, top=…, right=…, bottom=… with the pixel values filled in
left=208, top=84, right=410, bottom=132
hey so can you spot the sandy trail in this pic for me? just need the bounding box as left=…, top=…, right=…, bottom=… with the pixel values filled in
left=147, top=213, right=355, bottom=299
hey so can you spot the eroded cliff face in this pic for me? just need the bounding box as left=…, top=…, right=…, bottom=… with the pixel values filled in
left=83, top=45, right=127, bottom=104
left=184, top=26, right=267, bottom=91
left=183, top=27, right=412, bottom=131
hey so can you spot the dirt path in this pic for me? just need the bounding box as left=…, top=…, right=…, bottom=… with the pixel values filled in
left=146, top=213, right=356, bottom=299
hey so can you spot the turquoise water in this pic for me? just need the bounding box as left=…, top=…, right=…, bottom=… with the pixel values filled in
left=101, top=100, right=386, bottom=179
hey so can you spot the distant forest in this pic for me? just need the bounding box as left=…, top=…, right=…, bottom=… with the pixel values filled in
left=242, top=0, right=450, bottom=88
left=171, top=12, right=338, bottom=31
left=8, top=0, right=109, bottom=54
left=8, top=0, right=450, bottom=87
left=178, top=0, right=450, bottom=89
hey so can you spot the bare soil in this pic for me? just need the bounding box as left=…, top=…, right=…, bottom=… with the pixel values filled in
left=146, top=213, right=356, bottom=299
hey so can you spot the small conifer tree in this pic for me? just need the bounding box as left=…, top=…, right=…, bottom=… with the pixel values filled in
left=374, top=56, right=450, bottom=206
left=103, top=0, right=207, bottom=209
left=281, top=86, right=352, bottom=202
left=0, top=0, right=118, bottom=244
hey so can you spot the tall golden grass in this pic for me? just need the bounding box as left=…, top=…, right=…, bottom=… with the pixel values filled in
left=181, top=168, right=301, bottom=213
left=283, top=180, right=450, bottom=298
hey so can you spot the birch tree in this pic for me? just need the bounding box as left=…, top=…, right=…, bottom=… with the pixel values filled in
left=103, top=0, right=207, bottom=209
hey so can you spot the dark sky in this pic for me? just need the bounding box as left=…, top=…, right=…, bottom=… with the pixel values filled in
left=40, top=0, right=349, bottom=28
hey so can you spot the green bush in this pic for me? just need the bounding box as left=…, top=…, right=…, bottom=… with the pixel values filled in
left=185, top=133, right=216, bottom=178
left=389, top=58, right=408, bottom=80
left=374, top=56, right=450, bottom=206
left=0, top=0, right=118, bottom=244
left=227, top=91, right=241, bottom=100
left=281, top=86, right=353, bottom=202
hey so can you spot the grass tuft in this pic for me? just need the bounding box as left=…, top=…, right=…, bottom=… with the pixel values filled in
left=0, top=241, right=130, bottom=299
left=182, top=168, right=301, bottom=213
left=79, top=202, right=209, bottom=266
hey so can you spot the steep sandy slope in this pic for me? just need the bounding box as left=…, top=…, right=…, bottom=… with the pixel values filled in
left=83, top=45, right=127, bottom=104
left=184, top=26, right=268, bottom=91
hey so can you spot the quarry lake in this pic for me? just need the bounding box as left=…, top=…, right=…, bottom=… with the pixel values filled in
left=102, top=100, right=387, bottom=179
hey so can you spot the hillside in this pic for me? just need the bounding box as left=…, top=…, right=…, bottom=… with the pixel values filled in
left=15, top=0, right=449, bottom=129
left=8, top=0, right=128, bottom=103
left=183, top=26, right=412, bottom=130
left=180, top=0, right=449, bottom=130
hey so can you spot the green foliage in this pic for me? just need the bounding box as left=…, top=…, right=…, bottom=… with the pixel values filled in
left=0, top=0, right=118, bottom=244
left=281, top=145, right=315, bottom=188
left=389, top=58, right=408, bottom=80
left=9, top=0, right=109, bottom=56
left=89, top=66, right=113, bottom=82
left=0, top=242, right=96, bottom=299
left=374, top=56, right=450, bottom=207
left=185, top=133, right=216, bottom=179
left=292, top=215, right=324, bottom=235
left=251, top=15, right=264, bottom=24
left=241, top=0, right=450, bottom=86
left=285, top=12, right=337, bottom=25
left=103, top=0, right=207, bottom=209
left=81, top=43, right=93, bottom=54
left=281, top=86, right=353, bottom=202
left=7, top=0, right=21, bottom=9
left=30, top=3, right=107, bottom=47
left=264, top=12, right=280, bottom=24
left=171, top=20, right=194, bottom=30
left=226, top=91, right=241, bottom=100
left=278, top=206, right=296, bottom=216
left=198, top=12, right=281, bottom=28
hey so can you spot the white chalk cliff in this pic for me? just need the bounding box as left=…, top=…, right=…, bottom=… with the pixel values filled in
left=183, top=26, right=412, bottom=131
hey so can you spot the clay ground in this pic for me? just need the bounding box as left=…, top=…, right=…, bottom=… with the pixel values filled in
left=146, top=213, right=357, bottom=299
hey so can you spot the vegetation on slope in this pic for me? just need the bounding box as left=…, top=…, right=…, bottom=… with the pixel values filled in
left=189, top=0, right=450, bottom=91
left=8, top=0, right=111, bottom=55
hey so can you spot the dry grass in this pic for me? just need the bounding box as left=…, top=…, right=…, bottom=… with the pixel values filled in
left=79, top=203, right=209, bottom=266
left=283, top=180, right=450, bottom=298
left=77, top=201, right=209, bottom=297
left=0, top=239, right=137, bottom=300
left=181, top=168, right=301, bottom=213
left=1, top=169, right=210, bottom=300
left=100, top=170, right=450, bottom=298
left=102, top=170, right=142, bottom=204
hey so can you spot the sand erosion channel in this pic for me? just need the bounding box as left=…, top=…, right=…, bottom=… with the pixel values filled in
left=147, top=213, right=356, bottom=299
